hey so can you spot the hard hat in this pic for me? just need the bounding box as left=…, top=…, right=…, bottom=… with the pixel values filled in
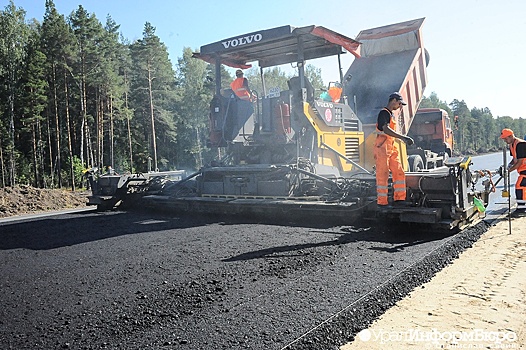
left=389, top=92, right=407, bottom=105
left=235, top=69, right=243, bottom=76
left=500, top=128, right=514, bottom=139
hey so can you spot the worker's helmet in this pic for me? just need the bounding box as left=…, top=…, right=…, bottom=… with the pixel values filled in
left=235, top=69, right=243, bottom=77
left=500, top=128, right=514, bottom=139
left=389, top=92, right=407, bottom=105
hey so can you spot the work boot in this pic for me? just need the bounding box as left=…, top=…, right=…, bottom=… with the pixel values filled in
left=393, top=200, right=409, bottom=207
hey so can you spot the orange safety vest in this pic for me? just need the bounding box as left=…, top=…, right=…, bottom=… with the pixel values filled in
left=376, top=108, right=395, bottom=139
left=230, top=78, right=251, bottom=101
left=327, top=86, right=342, bottom=103
left=510, top=138, right=526, bottom=173
left=511, top=138, right=526, bottom=209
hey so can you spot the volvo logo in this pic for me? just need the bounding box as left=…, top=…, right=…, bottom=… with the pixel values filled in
left=315, top=100, right=334, bottom=109
left=325, top=108, right=333, bottom=122
left=222, top=33, right=263, bottom=49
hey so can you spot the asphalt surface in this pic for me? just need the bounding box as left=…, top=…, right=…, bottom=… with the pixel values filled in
left=0, top=207, right=490, bottom=350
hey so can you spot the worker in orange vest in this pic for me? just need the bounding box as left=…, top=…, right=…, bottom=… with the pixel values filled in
left=230, top=69, right=252, bottom=101
left=500, top=128, right=526, bottom=212
left=375, top=92, right=414, bottom=206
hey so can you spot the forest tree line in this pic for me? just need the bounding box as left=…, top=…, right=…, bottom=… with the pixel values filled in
left=1, top=1, right=525, bottom=190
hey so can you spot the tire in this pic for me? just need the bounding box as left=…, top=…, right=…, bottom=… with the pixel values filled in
left=408, top=154, right=425, bottom=172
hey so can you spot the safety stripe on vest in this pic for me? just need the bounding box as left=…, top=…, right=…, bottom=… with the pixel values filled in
left=234, top=88, right=250, bottom=100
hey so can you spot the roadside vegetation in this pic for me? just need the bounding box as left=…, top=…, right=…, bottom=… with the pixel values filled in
left=1, top=0, right=524, bottom=191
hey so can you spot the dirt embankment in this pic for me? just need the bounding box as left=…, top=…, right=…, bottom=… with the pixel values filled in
left=0, top=185, right=89, bottom=218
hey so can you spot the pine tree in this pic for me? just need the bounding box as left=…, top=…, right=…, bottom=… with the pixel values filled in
left=68, top=5, right=105, bottom=173
left=129, top=22, right=177, bottom=172
left=20, top=22, right=48, bottom=187
left=175, top=47, right=212, bottom=169
left=41, top=0, right=76, bottom=188
left=0, top=1, right=30, bottom=186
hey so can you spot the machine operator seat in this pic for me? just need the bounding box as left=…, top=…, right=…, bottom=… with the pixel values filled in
left=287, top=76, right=315, bottom=104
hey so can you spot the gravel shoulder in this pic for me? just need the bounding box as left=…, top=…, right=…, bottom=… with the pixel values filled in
left=341, top=214, right=526, bottom=350
left=0, top=185, right=88, bottom=218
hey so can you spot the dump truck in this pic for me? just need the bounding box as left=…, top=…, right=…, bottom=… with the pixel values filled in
left=407, top=108, right=454, bottom=171
left=344, top=18, right=453, bottom=172
left=90, top=18, right=494, bottom=230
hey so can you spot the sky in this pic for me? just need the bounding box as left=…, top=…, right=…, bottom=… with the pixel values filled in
left=5, top=0, right=526, bottom=119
